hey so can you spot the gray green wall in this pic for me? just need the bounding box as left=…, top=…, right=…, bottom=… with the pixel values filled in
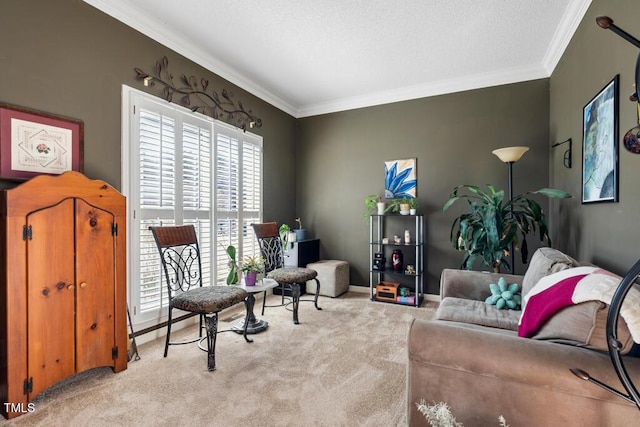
left=549, top=0, right=640, bottom=274
left=297, top=80, right=551, bottom=294
left=6, top=0, right=636, bottom=296
left=0, top=0, right=297, bottom=225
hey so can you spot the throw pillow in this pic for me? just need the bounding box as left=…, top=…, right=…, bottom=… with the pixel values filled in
left=521, top=247, right=579, bottom=297
left=532, top=300, right=635, bottom=354
left=519, top=266, right=640, bottom=355
left=485, top=277, right=522, bottom=310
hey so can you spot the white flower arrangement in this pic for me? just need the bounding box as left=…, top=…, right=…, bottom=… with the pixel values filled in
left=416, top=400, right=509, bottom=427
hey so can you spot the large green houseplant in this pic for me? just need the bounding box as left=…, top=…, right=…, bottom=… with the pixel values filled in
left=443, top=184, right=571, bottom=273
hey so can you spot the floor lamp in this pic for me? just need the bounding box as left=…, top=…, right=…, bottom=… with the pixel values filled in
left=492, top=146, right=529, bottom=274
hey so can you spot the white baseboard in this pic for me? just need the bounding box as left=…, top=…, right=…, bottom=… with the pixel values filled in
left=348, top=285, right=369, bottom=294
left=424, top=294, right=441, bottom=302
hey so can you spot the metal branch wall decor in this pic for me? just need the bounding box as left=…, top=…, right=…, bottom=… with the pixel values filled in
left=134, top=56, right=262, bottom=131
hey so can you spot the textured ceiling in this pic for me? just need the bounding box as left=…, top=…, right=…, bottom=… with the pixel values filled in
left=84, top=0, right=592, bottom=117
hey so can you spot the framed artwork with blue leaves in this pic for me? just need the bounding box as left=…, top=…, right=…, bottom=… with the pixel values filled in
left=384, top=158, right=417, bottom=198
left=581, top=75, right=619, bottom=204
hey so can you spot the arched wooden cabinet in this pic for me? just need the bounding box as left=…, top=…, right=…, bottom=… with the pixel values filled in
left=0, top=172, right=127, bottom=419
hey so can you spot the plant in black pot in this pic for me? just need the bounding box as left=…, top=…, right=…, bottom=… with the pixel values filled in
left=443, top=184, right=571, bottom=273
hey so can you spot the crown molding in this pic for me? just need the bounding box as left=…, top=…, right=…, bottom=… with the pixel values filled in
left=82, top=0, right=298, bottom=117
left=85, top=0, right=590, bottom=119
left=296, top=64, right=549, bottom=118
left=542, top=0, right=593, bottom=74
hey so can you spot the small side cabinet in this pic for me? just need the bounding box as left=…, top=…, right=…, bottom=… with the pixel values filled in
left=0, top=171, right=127, bottom=419
left=284, top=239, right=320, bottom=268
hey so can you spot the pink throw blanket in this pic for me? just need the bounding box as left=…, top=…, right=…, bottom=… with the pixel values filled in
left=518, top=266, right=640, bottom=342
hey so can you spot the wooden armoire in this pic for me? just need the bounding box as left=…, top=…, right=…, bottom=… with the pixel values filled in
left=0, top=171, right=128, bottom=419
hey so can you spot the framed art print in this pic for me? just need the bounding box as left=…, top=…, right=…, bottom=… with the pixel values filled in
left=582, top=75, right=619, bottom=204
left=0, top=103, right=84, bottom=181
left=384, top=158, right=417, bottom=199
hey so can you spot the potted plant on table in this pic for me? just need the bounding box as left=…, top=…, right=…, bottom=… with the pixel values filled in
left=443, top=184, right=571, bottom=273
left=241, top=255, right=264, bottom=286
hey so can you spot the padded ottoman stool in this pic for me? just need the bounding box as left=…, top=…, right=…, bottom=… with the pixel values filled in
left=306, top=260, right=349, bottom=297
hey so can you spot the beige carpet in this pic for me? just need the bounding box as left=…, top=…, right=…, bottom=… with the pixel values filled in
left=4, top=292, right=437, bottom=427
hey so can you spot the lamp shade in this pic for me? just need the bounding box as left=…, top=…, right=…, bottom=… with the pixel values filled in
left=492, top=146, right=529, bottom=163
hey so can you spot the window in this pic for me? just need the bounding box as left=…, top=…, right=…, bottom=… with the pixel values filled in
left=122, top=87, right=262, bottom=330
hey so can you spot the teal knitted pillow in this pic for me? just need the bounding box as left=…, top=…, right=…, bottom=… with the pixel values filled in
left=485, top=277, right=521, bottom=310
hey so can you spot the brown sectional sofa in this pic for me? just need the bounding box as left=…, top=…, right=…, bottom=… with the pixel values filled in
left=407, top=248, right=640, bottom=426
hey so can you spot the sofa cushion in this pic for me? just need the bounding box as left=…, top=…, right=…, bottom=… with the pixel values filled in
left=521, top=265, right=638, bottom=355
left=532, top=301, right=635, bottom=354
left=435, top=297, right=520, bottom=330
left=521, top=247, right=578, bottom=296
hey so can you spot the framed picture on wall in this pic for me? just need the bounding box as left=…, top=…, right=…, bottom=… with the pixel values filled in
left=581, top=75, right=619, bottom=204
left=384, top=158, right=417, bottom=199
left=0, top=103, right=84, bottom=181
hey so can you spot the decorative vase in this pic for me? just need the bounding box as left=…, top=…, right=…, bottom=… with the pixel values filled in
left=377, top=202, right=385, bottom=215
left=404, top=229, right=411, bottom=244
left=245, top=271, right=258, bottom=286
left=294, top=229, right=307, bottom=241
left=392, top=249, right=403, bottom=272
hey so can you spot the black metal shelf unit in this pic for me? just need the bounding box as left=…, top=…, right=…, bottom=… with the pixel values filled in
left=369, top=214, right=424, bottom=307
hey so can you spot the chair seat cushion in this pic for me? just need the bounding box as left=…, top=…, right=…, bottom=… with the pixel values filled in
left=268, top=267, right=317, bottom=283
left=171, top=286, right=247, bottom=313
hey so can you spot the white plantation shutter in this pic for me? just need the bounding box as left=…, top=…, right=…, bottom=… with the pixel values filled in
left=240, top=133, right=262, bottom=260
left=181, top=118, right=212, bottom=290
left=243, top=142, right=261, bottom=212
left=138, top=218, right=175, bottom=314
left=139, top=109, right=176, bottom=209
left=183, top=123, right=211, bottom=211
left=124, top=87, right=262, bottom=329
left=134, top=101, right=178, bottom=319
left=214, top=122, right=263, bottom=286
left=216, top=132, right=239, bottom=213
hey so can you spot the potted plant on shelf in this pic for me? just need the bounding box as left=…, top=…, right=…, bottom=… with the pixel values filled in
left=443, top=184, right=571, bottom=273
left=408, top=198, right=418, bottom=215
left=364, top=195, right=385, bottom=219
left=385, top=197, right=414, bottom=215
left=241, top=255, right=264, bottom=286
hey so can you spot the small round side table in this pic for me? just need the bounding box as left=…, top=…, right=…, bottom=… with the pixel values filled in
left=231, top=278, right=278, bottom=334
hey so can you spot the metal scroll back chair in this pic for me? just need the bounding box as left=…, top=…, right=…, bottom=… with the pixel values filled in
left=252, top=222, right=322, bottom=324
left=149, top=225, right=251, bottom=371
